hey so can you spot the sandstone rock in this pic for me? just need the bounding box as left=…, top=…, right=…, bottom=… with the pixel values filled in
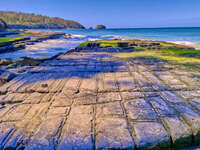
left=161, top=116, right=192, bottom=149
left=95, top=25, right=106, bottom=29
left=96, top=118, right=135, bottom=149
left=0, top=70, right=16, bottom=82
left=132, top=122, right=171, bottom=150
left=117, top=42, right=129, bottom=48
left=58, top=106, right=94, bottom=150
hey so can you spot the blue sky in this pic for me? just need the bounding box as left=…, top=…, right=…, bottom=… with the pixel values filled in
left=0, top=0, right=200, bottom=28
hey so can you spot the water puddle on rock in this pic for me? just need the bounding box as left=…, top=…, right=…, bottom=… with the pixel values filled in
left=0, top=38, right=84, bottom=60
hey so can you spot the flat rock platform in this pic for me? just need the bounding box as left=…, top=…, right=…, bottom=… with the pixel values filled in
left=0, top=47, right=200, bottom=150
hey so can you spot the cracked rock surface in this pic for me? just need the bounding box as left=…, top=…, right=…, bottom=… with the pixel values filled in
left=0, top=47, right=200, bottom=150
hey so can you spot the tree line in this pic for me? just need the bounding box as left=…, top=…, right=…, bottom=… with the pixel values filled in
left=0, top=11, right=85, bottom=29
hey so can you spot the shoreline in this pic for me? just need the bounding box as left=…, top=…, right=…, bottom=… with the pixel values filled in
left=171, top=41, right=200, bottom=50
left=0, top=30, right=66, bottom=54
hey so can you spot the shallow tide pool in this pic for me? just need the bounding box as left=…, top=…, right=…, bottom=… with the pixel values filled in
left=0, top=38, right=84, bottom=60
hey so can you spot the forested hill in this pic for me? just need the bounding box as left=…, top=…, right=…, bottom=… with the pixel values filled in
left=0, top=11, right=85, bottom=29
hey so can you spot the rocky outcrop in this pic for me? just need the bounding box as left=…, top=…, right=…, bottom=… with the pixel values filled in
left=0, top=46, right=199, bottom=150
left=0, top=19, right=7, bottom=31
left=0, top=68, right=16, bottom=83
left=96, top=25, right=106, bottom=29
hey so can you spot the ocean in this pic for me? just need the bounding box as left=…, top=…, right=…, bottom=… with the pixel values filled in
left=1, top=27, right=200, bottom=59
left=53, top=27, right=200, bottom=42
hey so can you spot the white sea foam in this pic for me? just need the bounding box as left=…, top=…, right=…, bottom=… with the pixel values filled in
left=171, top=41, right=200, bottom=50
left=70, top=34, right=87, bottom=38
left=88, top=38, right=102, bottom=41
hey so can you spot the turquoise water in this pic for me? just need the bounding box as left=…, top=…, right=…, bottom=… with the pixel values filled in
left=43, top=27, right=200, bottom=42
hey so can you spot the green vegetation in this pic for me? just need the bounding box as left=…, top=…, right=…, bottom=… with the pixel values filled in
left=117, top=48, right=200, bottom=71
left=78, top=40, right=200, bottom=71
left=0, top=57, right=44, bottom=68
left=78, top=40, right=131, bottom=47
left=0, top=37, right=26, bottom=43
left=0, top=11, right=85, bottom=29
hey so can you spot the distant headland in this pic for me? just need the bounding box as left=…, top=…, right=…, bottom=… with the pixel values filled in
left=0, top=11, right=85, bottom=29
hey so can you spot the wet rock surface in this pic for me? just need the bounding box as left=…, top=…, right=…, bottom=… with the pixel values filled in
left=0, top=47, right=200, bottom=149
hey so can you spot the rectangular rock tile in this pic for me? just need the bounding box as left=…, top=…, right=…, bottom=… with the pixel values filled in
left=74, top=93, right=97, bottom=105
left=132, top=122, right=170, bottom=150
left=133, top=72, right=154, bottom=91
left=96, top=118, right=135, bottom=150
left=47, top=77, right=68, bottom=93
left=137, top=64, right=148, bottom=72
left=98, top=75, right=118, bottom=92
left=156, top=73, right=184, bottom=86
left=24, top=103, right=50, bottom=120
left=1, top=104, right=31, bottom=121
left=97, top=92, right=121, bottom=103
left=51, top=92, right=74, bottom=107
left=124, top=99, right=158, bottom=121
left=25, top=117, right=64, bottom=150
left=117, top=77, right=139, bottom=92
left=57, top=105, right=94, bottom=150
left=173, top=104, right=200, bottom=144
left=148, top=96, right=176, bottom=116
left=173, top=72, right=200, bottom=89
left=23, top=92, right=45, bottom=104
left=96, top=102, right=124, bottom=118
left=0, top=93, right=27, bottom=104
left=62, top=77, right=81, bottom=94
left=161, top=116, right=192, bottom=149
left=80, top=78, right=97, bottom=93
left=127, top=108, right=158, bottom=121
left=16, top=73, right=45, bottom=93
left=40, top=93, right=54, bottom=103
left=25, top=73, right=53, bottom=93
left=121, top=92, right=144, bottom=100
left=47, top=107, right=70, bottom=116
left=17, top=104, right=49, bottom=135
left=124, top=99, right=152, bottom=109
left=176, top=91, right=200, bottom=99
left=143, top=72, right=168, bottom=91
left=0, top=122, right=15, bottom=150
left=161, top=91, right=184, bottom=103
